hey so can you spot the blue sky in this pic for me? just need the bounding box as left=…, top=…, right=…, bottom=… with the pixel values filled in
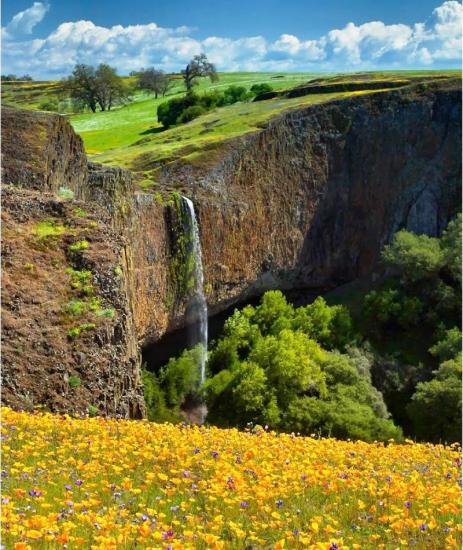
left=2, top=0, right=461, bottom=78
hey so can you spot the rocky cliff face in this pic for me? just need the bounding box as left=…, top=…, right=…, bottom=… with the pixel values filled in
left=1, top=111, right=144, bottom=417
left=134, top=79, right=461, bottom=340
left=1, top=79, right=461, bottom=415
left=1, top=107, right=87, bottom=193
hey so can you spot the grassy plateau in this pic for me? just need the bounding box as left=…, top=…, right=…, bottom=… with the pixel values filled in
left=3, top=70, right=460, bottom=189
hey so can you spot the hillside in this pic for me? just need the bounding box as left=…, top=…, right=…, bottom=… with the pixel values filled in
left=2, top=407, right=461, bottom=549
left=3, top=71, right=460, bottom=191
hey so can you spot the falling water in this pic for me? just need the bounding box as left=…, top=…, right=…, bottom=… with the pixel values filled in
left=182, top=197, right=208, bottom=389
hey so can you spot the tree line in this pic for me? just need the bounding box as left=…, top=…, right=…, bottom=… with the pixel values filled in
left=62, top=54, right=220, bottom=113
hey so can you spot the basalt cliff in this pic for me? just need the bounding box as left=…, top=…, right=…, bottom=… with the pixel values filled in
left=2, top=78, right=461, bottom=416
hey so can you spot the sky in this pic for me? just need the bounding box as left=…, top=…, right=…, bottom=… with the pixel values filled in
left=2, top=0, right=462, bottom=79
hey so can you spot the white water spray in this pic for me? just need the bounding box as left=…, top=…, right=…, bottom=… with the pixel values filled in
left=182, top=197, right=208, bottom=387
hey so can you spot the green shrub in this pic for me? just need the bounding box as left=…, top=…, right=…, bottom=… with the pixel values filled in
left=64, top=300, right=87, bottom=316
left=203, top=290, right=400, bottom=442
left=68, top=375, right=81, bottom=388
left=57, top=187, right=75, bottom=200
left=407, top=355, right=462, bottom=443
left=34, top=220, right=66, bottom=240
left=68, top=240, right=89, bottom=253
left=67, top=323, right=96, bottom=340
left=178, top=105, right=206, bottom=124
left=38, top=100, right=59, bottom=112
left=142, top=369, right=179, bottom=422
left=73, top=207, right=88, bottom=218
left=88, top=404, right=98, bottom=417
left=250, top=83, right=273, bottom=96
left=96, top=308, right=115, bottom=318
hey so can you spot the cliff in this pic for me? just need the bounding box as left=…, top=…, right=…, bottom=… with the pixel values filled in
left=135, top=78, right=461, bottom=340
left=1, top=78, right=461, bottom=415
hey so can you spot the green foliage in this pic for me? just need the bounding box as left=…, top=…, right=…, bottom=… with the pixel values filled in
left=360, top=217, right=462, bottom=439
left=87, top=404, right=98, bottom=417
left=68, top=240, right=89, bottom=253
left=67, top=323, right=96, bottom=340
left=429, top=327, right=462, bottom=362
left=73, top=207, right=88, bottom=218
left=407, top=355, right=462, bottom=442
left=159, top=345, right=203, bottom=409
left=34, top=219, right=66, bottom=240
left=38, top=100, right=59, bottom=112
left=204, top=291, right=398, bottom=441
left=96, top=308, right=115, bottom=318
left=66, top=268, right=92, bottom=291
left=250, top=83, right=273, bottom=95
left=364, top=217, right=461, bottom=333
left=217, top=85, right=252, bottom=105
left=157, top=92, right=200, bottom=128
left=141, top=368, right=186, bottom=423
left=57, top=187, right=75, bottom=200
left=68, top=375, right=81, bottom=388
left=178, top=105, right=207, bottom=124
left=157, top=86, right=254, bottom=128
left=382, top=230, right=444, bottom=282
left=64, top=300, right=87, bottom=317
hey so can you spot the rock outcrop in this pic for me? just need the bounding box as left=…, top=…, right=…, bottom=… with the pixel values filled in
left=1, top=78, right=461, bottom=416
left=1, top=107, right=87, bottom=193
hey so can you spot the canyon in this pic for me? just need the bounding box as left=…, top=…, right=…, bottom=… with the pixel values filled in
left=1, top=77, right=461, bottom=416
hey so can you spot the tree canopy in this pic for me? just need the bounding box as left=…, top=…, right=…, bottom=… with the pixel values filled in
left=65, top=64, right=130, bottom=112
left=182, top=54, right=218, bottom=90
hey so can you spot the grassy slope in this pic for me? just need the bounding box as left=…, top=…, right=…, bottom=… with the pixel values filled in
left=3, top=70, right=460, bottom=188
left=71, top=72, right=322, bottom=154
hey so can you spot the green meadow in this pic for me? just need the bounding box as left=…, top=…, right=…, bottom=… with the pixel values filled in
left=3, top=69, right=460, bottom=189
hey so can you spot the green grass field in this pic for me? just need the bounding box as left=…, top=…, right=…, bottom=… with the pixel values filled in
left=3, top=70, right=460, bottom=189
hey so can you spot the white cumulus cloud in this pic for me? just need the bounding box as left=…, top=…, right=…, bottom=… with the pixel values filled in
left=1, top=1, right=461, bottom=78
left=3, top=2, right=49, bottom=38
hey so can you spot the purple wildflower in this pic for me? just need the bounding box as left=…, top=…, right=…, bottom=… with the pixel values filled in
left=419, top=524, right=428, bottom=531
left=28, top=489, right=42, bottom=497
left=162, top=529, right=174, bottom=539
left=141, top=514, right=149, bottom=522
left=212, top=451, right=219, bottom=459
left=75, top=479, right=83, bottom=486
left=170, top=505, right=179, bottom=513
left=329, top=544, right=339, bottom=550
left=276, top=499, right=283, bottom=509
left=405, top=501, right=412, bottom=508
left=65, top=484, right=72, bottom=491
left=182, top=470, right=190, bottom=478
left=193, top=447, right=200, bottom=454
left=240, top=501, right=249, bottom=508
left=293, top=529, right=300, bottom=536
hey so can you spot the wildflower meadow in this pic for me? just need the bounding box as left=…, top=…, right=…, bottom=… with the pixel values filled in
left=1, top=407, right=461, bottom=549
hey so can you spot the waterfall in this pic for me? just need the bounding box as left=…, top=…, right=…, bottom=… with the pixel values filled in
left=182, top=197, right=208, bottom=388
